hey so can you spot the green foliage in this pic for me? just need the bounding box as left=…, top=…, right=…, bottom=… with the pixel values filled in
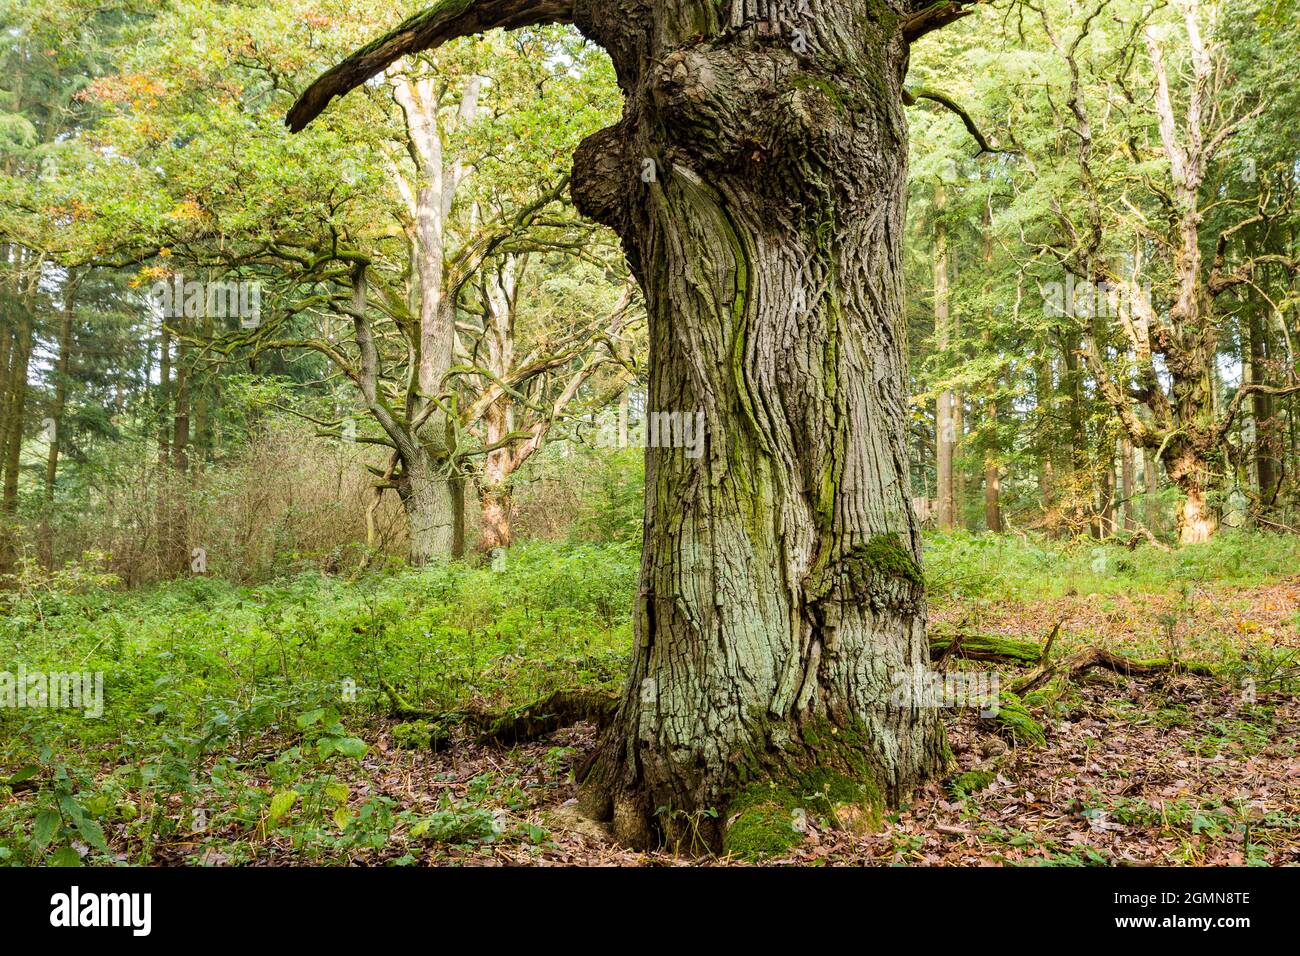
left=0, top=541, right=634, bottom=864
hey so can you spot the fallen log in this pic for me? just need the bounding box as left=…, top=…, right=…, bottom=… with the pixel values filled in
left=379, top=680, right=617, bottom=747
left=929, top=632, right=1043, bottom=664
left=1010, top=648, right=1214, bottom=695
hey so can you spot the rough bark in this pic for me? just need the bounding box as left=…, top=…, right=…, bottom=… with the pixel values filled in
left=398, top=448, right=459, bottom=564
left=1167, top=443, right=1217, bottom=543
left=569, top=0, right=945, bottom=849
left=289, top=0, right=955, bottom=854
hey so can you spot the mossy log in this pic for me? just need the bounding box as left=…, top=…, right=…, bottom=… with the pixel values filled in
left=929, top=632, right=1043, bottom=664
left=380, top=680, right=617, bottom=748
left=982, top=690, right=1046, bottom=746
left=478, top=689, right=618, bottom=746
left=1010, top=648, right=1215, bottom=695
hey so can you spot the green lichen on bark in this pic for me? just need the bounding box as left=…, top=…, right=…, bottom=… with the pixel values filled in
left=724, top=796, right=803, bottom=861
left=790, top=73, right=849, bottom=116
left=803, top=533, right=924, bottom=606
left=856, top=533, right=924, bottom=587
left=719, top=715, right=894, bottom=860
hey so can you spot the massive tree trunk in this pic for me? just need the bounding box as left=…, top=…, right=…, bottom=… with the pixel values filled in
left=287, top=0, right=957, bottom=855
left=570, top=1, right=944, bottom=850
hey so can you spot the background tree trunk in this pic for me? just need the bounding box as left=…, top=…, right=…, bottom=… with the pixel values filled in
left=1143, top=445, right=1160, bottom=531
left=40, top=276, right=75, bottom=567
left=157, top=316, right=171, bottom=469
left=1, top=312, right=32, bottom=574
left=1247, top=307, right=1279, bottom=507
left=399, top=448, right=458, bottom=565
left=933, top=182, right=956, bottom=530
left=984, top=443, right=1002, bottom=533
left=1120, top=436, right=1135, bottom=531
left=172, top=313, right=190, bottom=473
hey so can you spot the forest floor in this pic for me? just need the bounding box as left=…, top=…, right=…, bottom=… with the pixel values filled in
left=3, top=534, right=1298, bottom=866
left=202, top=578, right=1300, bottom=867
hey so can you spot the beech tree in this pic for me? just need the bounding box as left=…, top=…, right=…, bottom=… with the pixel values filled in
left=288, top=0, right=975, bottom=850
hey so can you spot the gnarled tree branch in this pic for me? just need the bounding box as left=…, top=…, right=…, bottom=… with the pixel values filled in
left=286, top=0, right=576, bottom=131
left=902, top=0, right=981, bottom=43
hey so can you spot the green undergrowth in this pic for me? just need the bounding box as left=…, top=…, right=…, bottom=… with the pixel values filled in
left=1, top=530, right=1290, bottom=865
left=0, top=542, right=635, bottom=865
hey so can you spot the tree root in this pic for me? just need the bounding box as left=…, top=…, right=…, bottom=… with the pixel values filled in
left=478, top=689, right=618, bottom=746
left=1123, top=525, right=1173, bottom=552
left=379, top=680, right=617, bottom=747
